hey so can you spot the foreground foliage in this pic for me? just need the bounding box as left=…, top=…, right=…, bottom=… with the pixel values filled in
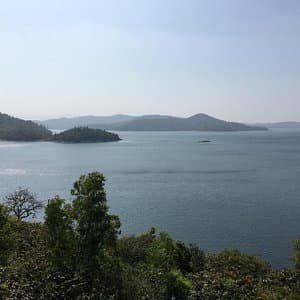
left=0, top=172, right=299, bottom=299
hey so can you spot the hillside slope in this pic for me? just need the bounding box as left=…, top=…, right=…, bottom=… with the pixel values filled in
left=38, top=115, right=136, bottom=130
left=91, top=114, right=268, bottom=132
left=0, top=113, right=52, bottom=141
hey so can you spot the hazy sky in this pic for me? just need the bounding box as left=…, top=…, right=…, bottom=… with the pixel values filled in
left=1, top=0, right=299, bottom=122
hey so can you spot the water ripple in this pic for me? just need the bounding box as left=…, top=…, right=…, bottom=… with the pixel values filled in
left=0, top=168, right=27, bottom=176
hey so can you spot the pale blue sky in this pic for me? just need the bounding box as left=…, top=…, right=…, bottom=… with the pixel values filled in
left=1, top=0, right=299, bottom=121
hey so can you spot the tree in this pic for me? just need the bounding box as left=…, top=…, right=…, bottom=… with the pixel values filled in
left=5, top=188, right=43, bottom=220
left=0, top=204, right=10, bottom=266
left=165, top=269, right=191, bottom=300
left=71, top=172, right=121, bottom=288
left=117, top=228, right=156, bottom=266
left=43, top=173, right=122, bottom=298
left=45, top=196, right=75, bottom=273
left=294, top=235, right=300, bottom=273
left=71, top=172, right=120, bottom=268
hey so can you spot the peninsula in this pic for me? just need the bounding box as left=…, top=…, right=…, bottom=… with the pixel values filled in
left=0, top=112, right=52, bottom=141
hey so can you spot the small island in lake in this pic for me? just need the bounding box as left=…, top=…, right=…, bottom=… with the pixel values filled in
left=199, top=140, right=211, bottom=143
left=51, top=127, right=121, bottom=143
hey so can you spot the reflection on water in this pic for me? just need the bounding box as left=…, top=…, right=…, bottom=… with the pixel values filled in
left=0, top=143, right=26, bottom=148
left=0, top=168, right=27, bottom=175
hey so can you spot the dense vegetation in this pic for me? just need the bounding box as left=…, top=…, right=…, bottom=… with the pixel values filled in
left=0, top=172, right=299, bottom=299
left=51, top=127, right=121, bottom=143
left=0, top=113, right=52, bottom=141
left=0, top=113, right=121, bottom=143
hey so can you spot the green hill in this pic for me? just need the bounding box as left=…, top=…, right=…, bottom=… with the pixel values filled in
left=39, top=113, right=268, bottom=132
left=51, top=127, right=121, bottom=143
left=0, top=112, right=52, bottom=141
left=111, top=113, right=268, bottom=131
left=91, top=114, right=268, bottom=132
left=38, top=114, right=135, bottom=130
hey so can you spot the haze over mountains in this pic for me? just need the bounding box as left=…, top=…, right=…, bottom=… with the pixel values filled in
left=38, top=113, right=267, bottom=132
left=254, top=122, right=300, bottom=129
left=37, top=115, right=135, bottom=129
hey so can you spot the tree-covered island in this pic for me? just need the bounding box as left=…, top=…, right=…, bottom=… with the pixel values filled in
left=50, top=127, right=121, bottom=143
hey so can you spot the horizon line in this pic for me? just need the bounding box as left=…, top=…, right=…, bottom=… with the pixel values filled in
left=12, top=112, right=300, bottom=124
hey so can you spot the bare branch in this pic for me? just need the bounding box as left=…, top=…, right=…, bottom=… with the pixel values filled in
left=4, top=187, right=43, bottom=220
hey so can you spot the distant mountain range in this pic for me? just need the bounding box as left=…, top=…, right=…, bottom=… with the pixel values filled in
left=254, top=122, right=300, bottom=129
left=38, top=114, right=267, bottom=132
left=36, top=114, right=135, bottom=129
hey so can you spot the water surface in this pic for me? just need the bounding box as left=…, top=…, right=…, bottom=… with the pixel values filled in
left=0, top=129, right=299, bottom=268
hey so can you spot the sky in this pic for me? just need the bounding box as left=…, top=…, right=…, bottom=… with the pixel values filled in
left=0, top=0, right=299, bottom=122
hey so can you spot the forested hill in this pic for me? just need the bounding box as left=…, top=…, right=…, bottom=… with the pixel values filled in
left=0, top=113, right=52, bottom=141
left=51, top=127, right=121, bottom=143
left=38, top=114, right=135, bottom=130
left=92, top=113, right=268, bottom=132
left=40, top=113, right=268, bottom=131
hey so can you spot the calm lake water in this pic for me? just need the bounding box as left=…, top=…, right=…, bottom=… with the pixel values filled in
left=0, top=130, right=300, bottom=268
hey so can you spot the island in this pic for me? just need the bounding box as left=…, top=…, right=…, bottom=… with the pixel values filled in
left=50, top=127, right=121, bottom=143
left=199, top=140, right=211, bottom=143
left=0, top=112, right=52, bottom=141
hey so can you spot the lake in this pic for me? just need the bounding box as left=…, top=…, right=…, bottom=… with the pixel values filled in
left=0, top=129, right=300, bottom=268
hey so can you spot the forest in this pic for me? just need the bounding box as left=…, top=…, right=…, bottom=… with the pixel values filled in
left=0, top=113, right=52, bottom=141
